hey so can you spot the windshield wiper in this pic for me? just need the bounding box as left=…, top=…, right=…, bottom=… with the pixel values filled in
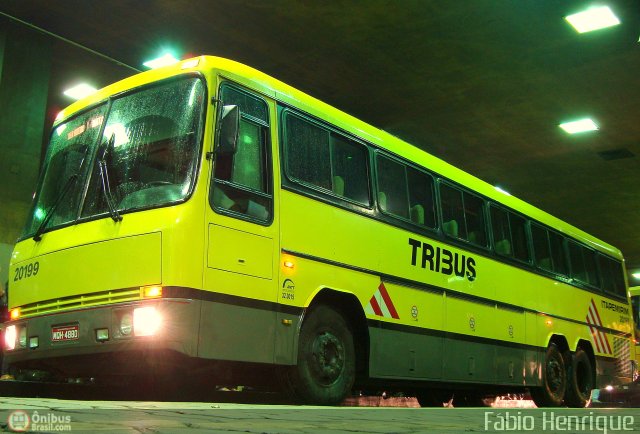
left=33, top=174, right=79, bottom=242
left=98, top=134, right=122, bottom=222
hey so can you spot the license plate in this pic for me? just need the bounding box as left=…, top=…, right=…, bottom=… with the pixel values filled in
left=52, top=324, right=79, bottom=342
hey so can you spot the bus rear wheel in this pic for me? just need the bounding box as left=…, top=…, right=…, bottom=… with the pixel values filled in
left=565, top=348, right=594, bottom=408
left=282, top=304, right=355, bottom=405
left=531, top=343, right=567, bottom=407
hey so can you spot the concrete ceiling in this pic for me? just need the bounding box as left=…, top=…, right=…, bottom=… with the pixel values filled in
left=2, top=1, right=640, bottom=274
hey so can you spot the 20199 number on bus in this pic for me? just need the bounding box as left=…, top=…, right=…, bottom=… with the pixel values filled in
left=6, top=56, right=635, bottom=407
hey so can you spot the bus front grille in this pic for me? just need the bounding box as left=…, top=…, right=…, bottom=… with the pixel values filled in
left=18, top=288, right=143, bottom=317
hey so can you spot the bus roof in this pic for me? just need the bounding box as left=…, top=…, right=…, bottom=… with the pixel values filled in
left=58, top=55, right=622, bottom=260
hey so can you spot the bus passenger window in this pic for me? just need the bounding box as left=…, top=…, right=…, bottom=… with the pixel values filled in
left=440, top=184, right=486, bottom=247
left=568, top=242, right=599, bottom=287
left=285, top=115, right=331, bottom=190
left=376, top=155, right=409, bottom=219
left=549, top=231, right=568, bottom=276
left=490, top=206, right=510, bottom=255
left=440, top=184, right=466, bottom=239
left=532, top=224, right=552, bottom=271
left=463, top=192, right=486, bottom=246
left=598, top=255, right=626, bottom=298
left=510, top=213, right=530, bottom=262
left=211, top=85, right=272, bottom=223
left=490, top=206, right=528, bottom=261
left=407, top=166, right=436, bottom=228
left=330, top=134, right=369, bottom=204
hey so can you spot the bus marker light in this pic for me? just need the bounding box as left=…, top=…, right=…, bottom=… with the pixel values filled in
left=546, top=320, right=553, bottom=326
left=143, top=286, right=163, bottom=298
left=96, top=328, right=109, bottom=342
left=284, top=261, right=294, bottom=269
left=10, top=309, right=20, bottom=320
left=282, top=319, right=292, bottom=326
left=29, top=337, right=39, bottom=349
left=133, top=307, right=162, bottom=336
left=4, top=326, right=16, bottom=351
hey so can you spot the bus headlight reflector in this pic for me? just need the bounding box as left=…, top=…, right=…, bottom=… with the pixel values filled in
left=18, top=327, right=27, bottom=348
left=29, top=336, right=39, bottom=349
left=120, top=313, right=133, bottom=336
left=133, top=307, right=162, bottom=336
left=5, top=325, right=16, bottom=350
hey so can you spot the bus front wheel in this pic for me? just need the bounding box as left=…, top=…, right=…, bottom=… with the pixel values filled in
left=282, top=304, right=355, bottom=405
left=564, top=348, right=594, bottom=408
left=531, top=343, right=567, bottom=407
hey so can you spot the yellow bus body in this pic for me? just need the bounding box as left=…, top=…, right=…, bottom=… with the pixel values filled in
left=6, top=56, right=633, bottom=405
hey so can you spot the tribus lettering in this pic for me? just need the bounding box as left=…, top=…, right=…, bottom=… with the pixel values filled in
left=409, top=238, right=477, bottom=282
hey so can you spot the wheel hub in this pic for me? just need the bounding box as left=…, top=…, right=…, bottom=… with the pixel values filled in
left=311, top=331, right=345, bottom=384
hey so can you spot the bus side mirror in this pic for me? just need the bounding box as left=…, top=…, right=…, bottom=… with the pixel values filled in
left=217, top=105, right=239, bottom=155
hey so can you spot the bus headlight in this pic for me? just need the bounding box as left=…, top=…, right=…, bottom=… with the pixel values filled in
left=4, top=325, right=16, bottom=350
left=120, top=313, right=133, bottom=336
left=18, top=327, right=27, bottom=348
left=133, top=307, right=162, bottom=336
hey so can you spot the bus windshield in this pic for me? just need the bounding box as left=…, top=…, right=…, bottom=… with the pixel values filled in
left=23, top=76, right=206, bottom=238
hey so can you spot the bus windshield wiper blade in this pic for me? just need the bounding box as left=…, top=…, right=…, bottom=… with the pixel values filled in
left=98, top=134, right=122, bottom=222
left=32, top=174, right=79, bottom=242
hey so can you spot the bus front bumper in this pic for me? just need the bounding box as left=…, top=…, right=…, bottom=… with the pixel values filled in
left=2, top=298, right=201, bottom=377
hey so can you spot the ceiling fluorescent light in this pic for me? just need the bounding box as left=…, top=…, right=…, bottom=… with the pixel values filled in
left=63, top=83, right=97, bottom=100
left=559, top=118, right=599, bottom=134
left=143, top=53, right=179, bottom=69
left=632, top=272, right=640, bottom=279
left=565, top=6, right=620, bottom=33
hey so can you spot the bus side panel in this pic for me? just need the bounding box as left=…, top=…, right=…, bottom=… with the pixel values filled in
left=368, top=282, right=444, bottom=380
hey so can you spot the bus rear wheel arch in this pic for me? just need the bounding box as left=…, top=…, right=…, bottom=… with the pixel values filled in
left=281, top=304, right=356, bottom=405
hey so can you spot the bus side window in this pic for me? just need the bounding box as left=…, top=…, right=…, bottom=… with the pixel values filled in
left=440, top=184, right=466, bottom=240
left=532, top=224, right=552, bottom=271
left=407, top=166, right=436, bottom=228
left=376, top=155, right=409, bottom=219
left=211, top=85, right=272, bottom=223
left=549, top=231, right=569, bottom=276
left=284, top=113, right=370, bottom=206
left=330, top=134, right=369, bottom=204
left=490, top=206, right=511, bottom=256
left=440, top=183, right=486, bottom=247
left=598, top=255, right=626, bottom=298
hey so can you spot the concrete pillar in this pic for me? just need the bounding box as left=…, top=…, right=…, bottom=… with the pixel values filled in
left=0, top=16, right=52, bottom=282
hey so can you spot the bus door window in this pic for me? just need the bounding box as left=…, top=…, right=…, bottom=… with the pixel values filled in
left=211, top=85, right=272, bottom=223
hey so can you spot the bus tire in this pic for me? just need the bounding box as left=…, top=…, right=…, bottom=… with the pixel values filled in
left=283, top=304, right=355, bottom=405
left=564, top=348, right=594, bottom=408
left=531, top=343, right=567, bottom=407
